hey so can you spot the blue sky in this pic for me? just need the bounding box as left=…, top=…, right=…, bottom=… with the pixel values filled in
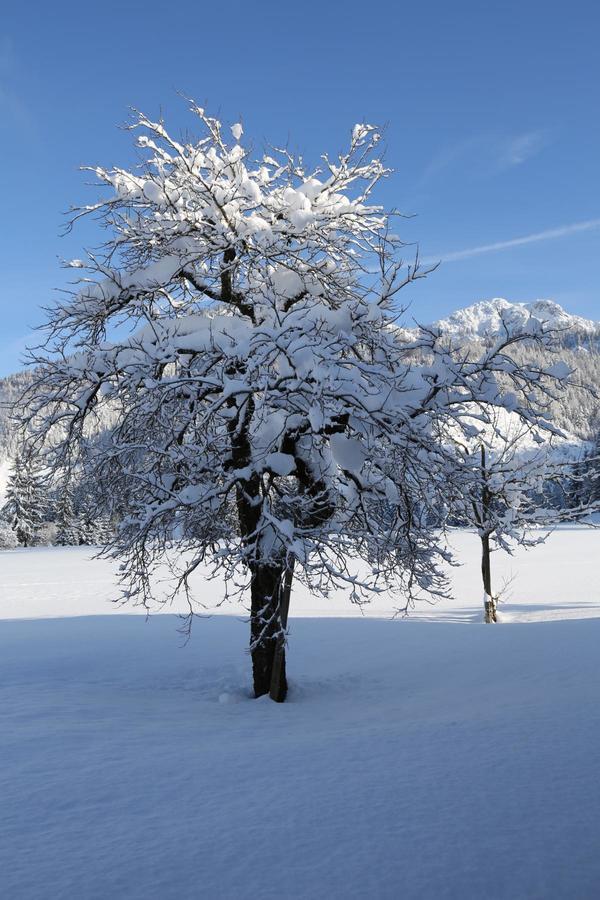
left=1, top=0, right=598, bottom=374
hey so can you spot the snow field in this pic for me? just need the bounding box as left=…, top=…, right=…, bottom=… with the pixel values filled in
left=0, top=526, right=598, bottom=623
left=1, top=527, right=599, bottom=898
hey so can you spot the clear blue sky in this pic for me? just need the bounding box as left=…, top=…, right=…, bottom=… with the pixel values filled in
left=1, top=0, right=598, bottom=374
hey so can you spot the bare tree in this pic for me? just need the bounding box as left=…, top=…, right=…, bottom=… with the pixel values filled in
left=450, top=410, right=579, bottom=622
left=22, top=103, right=571, bottom=699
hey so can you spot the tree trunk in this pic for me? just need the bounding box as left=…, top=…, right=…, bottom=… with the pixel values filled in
left=250, top=562, right=288, bottom=699
left=269, top=559, right=294, bottom=702
left=225, top=394, right=285, bottom=699
left=481, top=532, right=497, bottom=623
left=479, top=445, right=497, bottom=624
left=484, top=597, right=497, bottom=623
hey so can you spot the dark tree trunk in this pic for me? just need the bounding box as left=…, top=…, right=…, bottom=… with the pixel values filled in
left=479, top=446, right=497, bottom=623
left=481, top=531, right=497, bottom=623
left=269, top=559, right=294, bottom=702
left=250, top=562, right=288, bottom=699
left=225, top=393, right=283, bottom=699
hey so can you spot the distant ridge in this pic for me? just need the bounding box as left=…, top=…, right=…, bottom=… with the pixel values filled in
left=432, top=298, right=600, bottom=347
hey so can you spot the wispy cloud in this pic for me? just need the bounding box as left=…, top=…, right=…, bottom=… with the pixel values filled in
left=417, top=129, right=549, bottom=188
left=426, top=218, right=600, bottom=264
left=498, top=131, right=548, bottom=169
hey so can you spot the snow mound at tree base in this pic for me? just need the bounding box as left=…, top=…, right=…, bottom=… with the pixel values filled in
left=2, top=613, right=600, bottom=900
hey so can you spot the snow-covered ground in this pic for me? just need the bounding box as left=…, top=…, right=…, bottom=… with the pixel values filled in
left=1, top=528, right=600, bottom=898
left=1, top=526, right=598, bottom=623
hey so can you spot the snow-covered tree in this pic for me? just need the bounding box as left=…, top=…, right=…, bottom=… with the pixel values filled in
left=23, top=103, right=572, bottom=700
left=0, top=516, right=18, bottom=550
left=569, top=431, right=600, bottom=508
left=55, top=482, right=79, bottom=545
left=74, top=489, right=113, bottom=546
left=448, top=414, right=575, bottom=622
left=4, top=449, right=46, bottom=546
left=54, top=480, right=113, bottom=546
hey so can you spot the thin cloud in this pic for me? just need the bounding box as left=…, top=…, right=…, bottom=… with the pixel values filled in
left=426, top=219, right=600, bottom=264
left=417, top=130, right=549, bottom=189
left=498, top=131, right=548, bottom=169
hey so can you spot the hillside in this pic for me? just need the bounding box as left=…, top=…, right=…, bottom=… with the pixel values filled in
left=0, top=370, right=32, bottom=455
left=0, top=371, right=34, bottom=502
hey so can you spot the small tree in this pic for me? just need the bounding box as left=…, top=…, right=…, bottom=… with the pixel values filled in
left=4, top=449, right=46, bottom=547
left=24, top=103, right=570, bottom=700
left=451, top=414, right=575, bottom=622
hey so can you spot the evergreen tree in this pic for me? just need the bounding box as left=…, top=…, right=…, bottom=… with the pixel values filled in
left=74, top=490, right=114, bottom=546
left=55, top=484, right=79, bottom=545
left=4, top=450, right=46, bottom=546
left=574, top=432, right=600, bottom=506
left=587, top=432, right=600, bottom=504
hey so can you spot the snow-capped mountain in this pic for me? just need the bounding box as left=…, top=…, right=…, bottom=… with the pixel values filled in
left=426, top=298, right=600, bottom=440
left=432, top=298, right=600, bottom=348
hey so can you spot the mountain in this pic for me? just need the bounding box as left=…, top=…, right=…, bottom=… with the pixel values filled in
left=432, top=298, right=600, bottom=349
left=425, top=298, right=600, bottom=441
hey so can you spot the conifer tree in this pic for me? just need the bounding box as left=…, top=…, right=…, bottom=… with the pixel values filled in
left=72, top=488, right=114, bottom=546
left=55, top=484, right=79, bottom=546
left=5, top=450, right=45, bottom=546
